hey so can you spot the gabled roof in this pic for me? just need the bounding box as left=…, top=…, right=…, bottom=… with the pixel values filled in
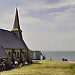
left=0, top=29, right=28, bottom=49
left=0, top=46, right=7, bottom=58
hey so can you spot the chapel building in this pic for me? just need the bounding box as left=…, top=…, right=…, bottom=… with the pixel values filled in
left=0, top=8, right=30, bottom=66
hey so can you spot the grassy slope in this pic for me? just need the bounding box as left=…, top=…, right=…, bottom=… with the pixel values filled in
left=0, top=60, right=75, bottom=75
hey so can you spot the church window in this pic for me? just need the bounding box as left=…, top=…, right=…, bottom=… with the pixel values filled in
left=8, top=52, right=10, bottom=57
left=12, top=49, right=14, bottom=57
left=17, top=52, right=19, bottom=58
left=12, top=49, right=14, bottom=53
left=24, top=52, right=26, bottom=57
left=14, top=52, right=16, bottom=57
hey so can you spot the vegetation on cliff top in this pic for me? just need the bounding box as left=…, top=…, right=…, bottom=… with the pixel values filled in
left=0, top=60, right=75, bottom=75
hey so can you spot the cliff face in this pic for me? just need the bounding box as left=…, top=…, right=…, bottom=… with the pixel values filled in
left=29, top=50, right=45, bottom=60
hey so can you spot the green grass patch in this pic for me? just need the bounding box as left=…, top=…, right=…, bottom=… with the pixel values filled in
left=0, top=60, right=75, bottom=75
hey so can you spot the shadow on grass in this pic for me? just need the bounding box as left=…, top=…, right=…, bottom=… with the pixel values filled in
left=1, top=64, right=33, bottom=72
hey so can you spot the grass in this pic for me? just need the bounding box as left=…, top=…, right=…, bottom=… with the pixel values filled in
left=0, top=60, right=75, bottom=75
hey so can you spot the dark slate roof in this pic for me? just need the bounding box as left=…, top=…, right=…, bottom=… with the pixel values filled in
left=0, top=46, right=7, bottom=58
left=0, top=29, right=27, bottom=49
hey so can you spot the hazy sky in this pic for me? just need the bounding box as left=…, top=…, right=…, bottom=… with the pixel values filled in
left=0, top=0, right=75, bottom=51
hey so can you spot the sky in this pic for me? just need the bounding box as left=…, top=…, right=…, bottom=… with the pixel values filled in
left=0, top=0, right=75, bottom=51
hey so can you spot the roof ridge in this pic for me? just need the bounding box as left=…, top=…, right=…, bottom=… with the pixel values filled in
left=0, top=28, right=11, bottom=32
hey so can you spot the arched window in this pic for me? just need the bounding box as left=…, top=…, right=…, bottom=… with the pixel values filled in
left=17, top=52, right=19, bottom=58
left=12, top=49, right=14, bottom=57
left=24, top=52, right=26, bottom=57
left=8, top=52, right=10, bottom=57
left=14, top=52, right=16, bottom=57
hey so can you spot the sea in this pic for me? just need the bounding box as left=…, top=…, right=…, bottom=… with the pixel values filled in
left=42, top=51, right=75, bottom=61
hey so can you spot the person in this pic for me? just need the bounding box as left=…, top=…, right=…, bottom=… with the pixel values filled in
left=50, top=57, right=52, bottom=60
left=19, top=63, right=22, bottom=67
left=1, top=63, right=4, bottom=70
left=11, top=62, right=13, bottom=65
left=3, top=63, right=5, bottom=70
left=15, top=61, right=18, bottom=67
left=25, top=61, right=28, bottom=65
left=0, top=64, right=2, bottom=71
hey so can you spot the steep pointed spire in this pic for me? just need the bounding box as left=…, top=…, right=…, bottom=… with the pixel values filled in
left=12, top=8, right=23, bottom=40
left=12, top=8, right=21, bottom=31
left=14, top=8, right=20, bottom=29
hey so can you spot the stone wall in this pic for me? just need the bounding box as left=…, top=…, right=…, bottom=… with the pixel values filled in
left=5, top=48, right=27, bottom=63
